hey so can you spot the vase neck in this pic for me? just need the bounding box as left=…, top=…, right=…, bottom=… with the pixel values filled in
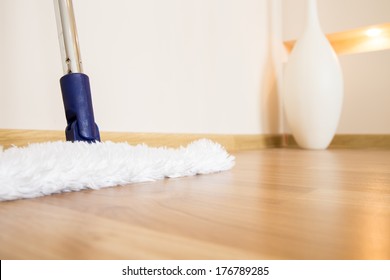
left=305, top=0, right=321, bottom=32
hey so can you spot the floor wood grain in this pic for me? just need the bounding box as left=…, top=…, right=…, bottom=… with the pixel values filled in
left=1, top=148, right=389, bottom=259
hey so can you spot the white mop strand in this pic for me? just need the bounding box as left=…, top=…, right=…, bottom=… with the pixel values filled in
left=0, top=139, right=234, bottom=201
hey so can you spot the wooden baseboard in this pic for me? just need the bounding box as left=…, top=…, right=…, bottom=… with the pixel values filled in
left=286, top=134, right=390, bottom=149
left=1, top=129, right=389, bottom=151
left=0, top=129, right=284, bottom=152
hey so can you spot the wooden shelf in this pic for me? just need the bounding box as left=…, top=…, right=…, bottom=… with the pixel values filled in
left=284, top=23, right=390, bottom=55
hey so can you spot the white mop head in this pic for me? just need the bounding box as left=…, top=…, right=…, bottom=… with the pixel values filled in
left=0, top=139, right=234, bottom=201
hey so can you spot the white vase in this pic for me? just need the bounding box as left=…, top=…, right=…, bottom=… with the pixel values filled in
left=283, top=0, right=343, bottom=150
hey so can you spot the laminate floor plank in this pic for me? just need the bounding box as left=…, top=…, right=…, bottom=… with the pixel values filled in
left=1, top=149, right=389, bottom=259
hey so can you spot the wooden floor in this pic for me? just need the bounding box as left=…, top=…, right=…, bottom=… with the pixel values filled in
left=0, top=148, right=389, bottom=259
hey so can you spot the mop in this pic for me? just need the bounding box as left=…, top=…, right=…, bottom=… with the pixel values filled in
left=0, top=0, right=234, bottom=201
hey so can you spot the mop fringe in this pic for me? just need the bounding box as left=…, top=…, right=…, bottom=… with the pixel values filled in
left=0, top=139, right=234, bottom=201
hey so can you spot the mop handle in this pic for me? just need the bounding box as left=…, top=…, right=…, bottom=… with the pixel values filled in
left=54, top=0, right=83, bottom=74
left=53, top=0, right=101, bottom=142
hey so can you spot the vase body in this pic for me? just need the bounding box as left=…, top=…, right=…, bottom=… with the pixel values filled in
left=283, top=0, right=343, bottom=149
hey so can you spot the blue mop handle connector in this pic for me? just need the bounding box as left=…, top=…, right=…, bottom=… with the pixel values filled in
left=60, top=73, right=100, bottom=142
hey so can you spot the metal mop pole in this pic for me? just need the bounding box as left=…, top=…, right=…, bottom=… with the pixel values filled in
left=54, top=0, right=100, bottom=142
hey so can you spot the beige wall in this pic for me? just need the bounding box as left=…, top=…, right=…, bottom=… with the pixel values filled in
left=283, top=0, right=390, bottom=134
left=0, top=0, right=283, bottom=134
left=1, top=0, right=388, bottom=136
